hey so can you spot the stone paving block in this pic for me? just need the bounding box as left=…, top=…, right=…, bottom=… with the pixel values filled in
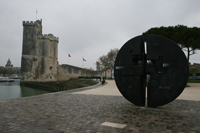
left=0, top=90, right=200, bottom=132
left=100, top=122, right=127, bottom=128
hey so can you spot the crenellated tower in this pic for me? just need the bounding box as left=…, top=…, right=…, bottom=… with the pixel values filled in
left=21, top=19, right=59, bottom=82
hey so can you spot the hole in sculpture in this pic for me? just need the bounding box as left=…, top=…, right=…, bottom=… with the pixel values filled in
left=162, top=63, right=169, bottom=67
left=147, top=60, right=153, bottom=66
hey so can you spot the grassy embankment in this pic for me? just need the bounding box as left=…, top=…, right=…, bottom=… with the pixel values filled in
left=35, top=78, right=99, bottom=91
left=187, top=80, right=200, bottom=83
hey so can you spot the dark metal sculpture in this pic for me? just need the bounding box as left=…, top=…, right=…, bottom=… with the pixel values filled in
left=114, top=35, right=189, bottom=107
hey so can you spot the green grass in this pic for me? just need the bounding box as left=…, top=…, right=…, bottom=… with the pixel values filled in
left=34, top=78, right=98, bottom=89
left=187, top=80, right=200, bottom=83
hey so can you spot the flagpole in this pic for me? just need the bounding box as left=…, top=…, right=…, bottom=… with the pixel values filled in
left=82, top=57, right=84, bottom=68
left=36, top=9, right=37, bottom=20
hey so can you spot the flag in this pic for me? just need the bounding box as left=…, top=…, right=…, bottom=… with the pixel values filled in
left=83, top=58, right=86, bottom=61
left=96, top=61, right=100, bottom=65
left=68, top=54, right=71, bottom=57
left=36, top=9, right=38, bottom=13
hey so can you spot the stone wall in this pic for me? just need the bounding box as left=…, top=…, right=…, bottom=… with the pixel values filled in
left=57, top=64, right=102, bottom=81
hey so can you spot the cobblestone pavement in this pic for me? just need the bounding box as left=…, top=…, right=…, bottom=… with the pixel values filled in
left=0, top=83, right=200, bottom=132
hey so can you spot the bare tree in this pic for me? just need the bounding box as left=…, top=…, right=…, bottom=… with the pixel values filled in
left=98, top=48, right=119, bottom=78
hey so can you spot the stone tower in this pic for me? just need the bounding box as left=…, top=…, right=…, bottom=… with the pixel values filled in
left=21, top=19, right=59, bottom=82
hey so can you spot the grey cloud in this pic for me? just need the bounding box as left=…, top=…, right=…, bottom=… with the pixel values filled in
left=0, top=0, right=200, bottom=69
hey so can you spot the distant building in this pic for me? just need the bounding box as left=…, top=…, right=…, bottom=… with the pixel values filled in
left=105, top=70, right=114, bottom=78
left=13, top=67, right=21, bottom=70
left=189, top=63, right=200, bottom=71
left=5, top=58, right=13, bottom=69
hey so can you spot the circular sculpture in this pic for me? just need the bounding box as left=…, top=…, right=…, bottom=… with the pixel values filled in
left=114, top=35, right=189, bottom=107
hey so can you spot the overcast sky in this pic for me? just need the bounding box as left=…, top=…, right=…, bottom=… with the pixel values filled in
left=0, top=0, right=200, bottom=69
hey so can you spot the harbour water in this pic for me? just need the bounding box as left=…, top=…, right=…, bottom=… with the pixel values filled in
left=0, top=79, right=53, bottom=101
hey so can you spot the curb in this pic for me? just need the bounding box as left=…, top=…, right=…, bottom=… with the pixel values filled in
left=65, top=81, right=108, bottom=93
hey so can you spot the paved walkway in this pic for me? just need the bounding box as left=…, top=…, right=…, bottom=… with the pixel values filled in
left=177, top=83, right=200, bottom=101
left=0, top=80, right=200, bottom=132
left=73, top=80, right=200, bottom=101
left=72, top=80, right=122, bottom=96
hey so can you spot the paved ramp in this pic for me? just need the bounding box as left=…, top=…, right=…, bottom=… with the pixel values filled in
left=72, top=80, right=122, bottom=96
left=177, top=83, right=200, bottom=101
left=73, top=80, right=200, bottom=101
